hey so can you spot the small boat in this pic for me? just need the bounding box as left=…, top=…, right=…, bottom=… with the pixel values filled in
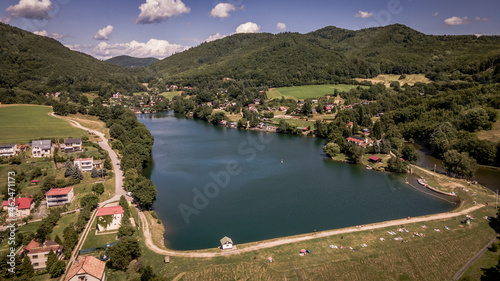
left=366, top=165, right=372, bottom=170
left=281, top=159, right=283, bottom=164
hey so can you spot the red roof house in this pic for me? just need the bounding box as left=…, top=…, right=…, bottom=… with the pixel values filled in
left=346, top=136, right=374, bottom=147
left=96, top=205, right=124, bottom=217
left=45, top=187, right=74, bottom=208
left=369, top=156, right=382, bottom=163
left=2, top=197, right=34, bottom=218
left=96, top=206, right=124, bottom=231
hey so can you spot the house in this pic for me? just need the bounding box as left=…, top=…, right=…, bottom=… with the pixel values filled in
left=31, top=140, right=52, bottom=158
left=74, top=157, right=94, bottom=172
left=346, top=136, right=374, bottom=147
left=112, top=92, right=122, bottom=99
left=63, top=138, right=82, bottom=152
left=346, top=122, right=354, bottom=129
left=248, top=104, right=258, bottom=112
left=220, top=236, right=233, bottom=250
left=0, top=144, right=18, bottom=157
left=325, top=106, right=331, bottom=112
left=96, top=206, right=124, bottom=232
left=2, top=197, right=34, bottom=218
left=64, top=256, right=106, bottom=281
left=279, top=106, right=286, bottom=111
left=311, top=108, right=317, bottom=114
left=220, top=120, right=227, bottom=126
left=254, top=98, right=261, bottom=105
left=45, top=187, right=74, bottom=207
left=93, top=159, right=103, bottom=169
left=369, top=156, right=382, bottom=163
left=22, top=240, right=63, bottom=270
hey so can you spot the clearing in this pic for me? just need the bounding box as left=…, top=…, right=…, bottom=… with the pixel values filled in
left=354, top=74, right=431, bottom=87
left=0, top=105, right=85, bottom=143
left=267, top=84, right=367, bottom=100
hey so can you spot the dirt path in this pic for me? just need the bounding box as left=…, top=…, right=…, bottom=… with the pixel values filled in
left=137, top=204, right=485, bottom=258
left=50, top=112, right=125, bottom=204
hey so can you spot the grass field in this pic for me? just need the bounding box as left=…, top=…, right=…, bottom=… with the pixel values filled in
left=267, top=84, right=367, bottom=100
left=354, top=74, right=431, bottom=87
left=103, top=205, right=499, bottom=281
left=0, top=105, right=85, bottom=144
left=160, top=91, right=182, bottom=100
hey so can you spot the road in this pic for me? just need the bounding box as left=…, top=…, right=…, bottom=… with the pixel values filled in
left=50, top=112, right=125, bottom=205
left=136, top=204, right=486, bottom=258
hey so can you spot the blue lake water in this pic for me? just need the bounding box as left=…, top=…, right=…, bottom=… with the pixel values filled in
left=139, top=111, right=456, bottom=250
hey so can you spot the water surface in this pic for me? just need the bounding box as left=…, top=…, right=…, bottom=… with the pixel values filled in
left=140, top=112, right=456, bottom=250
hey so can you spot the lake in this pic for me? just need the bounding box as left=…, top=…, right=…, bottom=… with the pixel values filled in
left=139, top=111, right=456, bottom=250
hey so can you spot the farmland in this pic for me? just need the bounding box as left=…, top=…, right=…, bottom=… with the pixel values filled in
left=0, top=105, right=85, bottom=143
left=267, top=84, right=368, bottom=100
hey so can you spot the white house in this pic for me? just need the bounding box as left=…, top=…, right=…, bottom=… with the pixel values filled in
left=96, top=206, right=124, bottom=232
left=62, top=138, right=82, bottom=152
left=64, top=256, right=106, bottom=281
left=2, top=197, right=34, bottom=219
left=45, top=187, right=74, bottom=207
left=220, top=236, right=233, bottom=250
left=0, top=144, right=18, bottom=157
left=74, top=157, right=93, bottom=172
left=31, top=140, right=52, bottom=157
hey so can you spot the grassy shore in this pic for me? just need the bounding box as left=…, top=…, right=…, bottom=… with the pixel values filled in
left=0, top=105, right=85, bottom=143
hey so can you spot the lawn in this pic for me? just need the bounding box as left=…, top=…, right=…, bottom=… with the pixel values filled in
left=272, top=117, right=316, bottom=128
left=267, top=84, right=367, bottom=100
left=0, top=105, right=85, bottom=144
left=159, top=91, right=181, bottom=100
left=104, top=205, right=499, bottom=281
left=354, top=74, right=431, bottom=87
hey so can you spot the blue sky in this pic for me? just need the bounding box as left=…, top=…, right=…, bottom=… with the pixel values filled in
left=1, top=0, right=498, bottom=59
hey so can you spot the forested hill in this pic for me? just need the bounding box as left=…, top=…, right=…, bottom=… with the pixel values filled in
left=0, top=23, right=148, bottom=102
left=150, top=24, right=500, bottom=87
left=106, top=55, right=159, bottom=68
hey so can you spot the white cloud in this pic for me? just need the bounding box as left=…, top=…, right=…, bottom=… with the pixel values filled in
left=354, top=10, right=373, bottom=18
left=235, top=22, right=260, bottom=34
left=33, top=29, right=66, bottom=39
left=67, top=39, right=189, bottom=60
left=433, top=12, right=439, bottom=17
left=210, top=3, right=241, bottom=18
left=94, top=25, right=114, bottom=41
left=136, top=0, right=190, bottom=24
left=444, top=16, right=490, bottom=26
left=276, top=22, right=286, bottom=31
left=4, top=0, right=53, bottom=22
left=204, top=32, right=225, bottom=42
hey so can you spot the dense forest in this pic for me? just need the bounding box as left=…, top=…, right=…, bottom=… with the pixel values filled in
left=150, top=24, right=500, bottom=87
left=105, top=55, right=159, bottom=69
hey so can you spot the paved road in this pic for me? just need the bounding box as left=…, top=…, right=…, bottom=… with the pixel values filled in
left=50, top=112, right=125, bottom=205
left=137, top=204, right=486, bottom=258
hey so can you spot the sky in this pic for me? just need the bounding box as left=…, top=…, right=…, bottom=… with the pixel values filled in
left=0, top=0, right=498, bottom=60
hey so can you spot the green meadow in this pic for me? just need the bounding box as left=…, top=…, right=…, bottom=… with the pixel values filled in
left=0, top=105, right=85, bottom=143
left=267, top=84, right=368, bottom=100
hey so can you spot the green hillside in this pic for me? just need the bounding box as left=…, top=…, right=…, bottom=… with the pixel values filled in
left=150, top=24, right=500, bottom=87
left=106, top=55, right=159, bottom=68
left=0, top=23, right=148, bottom=99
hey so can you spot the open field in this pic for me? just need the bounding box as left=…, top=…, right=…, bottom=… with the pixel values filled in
left=160, top=91, right=182, bottom=100
left=267, top=84, right=368, bottom=100
left=104, top=204, right=499, bottom=281
left=459, top=240, right=500, bottom=280
left=354, top=74, right=431, bottom=87
left=0, top=105, right=85, bottom=144
left=65, top=113, right=110, bottom=139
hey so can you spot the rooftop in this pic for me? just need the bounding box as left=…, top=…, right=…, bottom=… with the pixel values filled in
left=2, top=197, right=33, bottom=209
left=96, top=205, right=124, bottom=217
left=64, top=256, right=105, bottom=281
left=220, top=236, right=233, bottom=245
left=46, top=187, right=73, bottom=196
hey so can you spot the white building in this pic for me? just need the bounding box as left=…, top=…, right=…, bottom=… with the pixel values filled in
left=74, top=157, right=94, bottom=172
left=96, top=206, right=124, bottom=232
left=31, top=140, right=52, bottom=157
left=45, top=187, right=74, bottom=207
left=0, top=144, right=18, bottom=157
left=220, top=236, right=233, bottom=250
left=62, top=138, right=82, bottom=152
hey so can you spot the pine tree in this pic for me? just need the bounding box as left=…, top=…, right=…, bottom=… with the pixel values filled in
left=91, top=167, right=98, bottom=178
left=64, top=160, right=74, bottom=177
left=20, top=256, right=34, bottom=277
left=46, top=250, right=57, bottom=272
left=72, top=164, right=83, bottom=180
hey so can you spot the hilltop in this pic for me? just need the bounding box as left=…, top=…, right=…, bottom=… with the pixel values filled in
left=150, top=24, right=500, bottom=86
left=0, top=23, right=148, bottom=99
left=106, top=55, right=159, bottom=69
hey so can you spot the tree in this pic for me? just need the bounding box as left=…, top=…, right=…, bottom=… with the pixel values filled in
left=92, top=183, right=105, bottom=196
left=54, top=234, right=62, bottom=245
left=46, top=250, right=57, bottom=272
left=346, top=144, right=363, bottom=164
left=107, top=236, right=141, bottom=270
left=72, top=165, right=83, bottom=180
left=387, top=157, right=409, bottom=173
left=402, top=145, right=419, bottom=164
left=20, top=256, right=34, bottom=277
left=141, top=265, right=156, bottom=281
left=50, top=260, right=66, bottom=278
left=323, top=142, right=340, bottom=158
left=80, top=194, right=99, bottom=210
left=371, top=121, right=383, bottom=140
left=91, top=167, right=99, bottom=178
left=131, top=177, right=157, bottom=210
left=442, top=150, right=477, bottom=179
